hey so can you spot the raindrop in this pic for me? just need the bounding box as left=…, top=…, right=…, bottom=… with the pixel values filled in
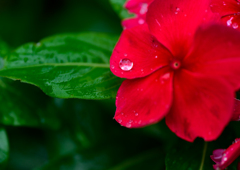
left=119, top=59, right=133, bottom=71
left=155, top=19, right=161, bottom=26
left=223, top=157, right=227, bottom=162
left=227, top=17, right=233, bottom=26
left=155, top=55, right=158, bottom=58
left=141, top=69, right=144, bottom=72
left=124, top=53, right=128, bottom=57
left=36, top=42, right=41, bottom=47
left=161, top=73, right=170, bottom=79
left=138, top=19, right=145, bottom=24
left=111, top=65, right=115, bottom=69
left=175, top=7, right=180, bottom=14
left=118, top=119, right=122, bottom=123
left=135, top=113, right=139, bottom=116
left=140, top=3, right=148, bottom=14
left=232, top=23, right=239, bottom=29
left=223, top=1, right=226, bottom=5
left=126, top=123, right=132, bottom=128
left=129, top=120, right=133, bottom=123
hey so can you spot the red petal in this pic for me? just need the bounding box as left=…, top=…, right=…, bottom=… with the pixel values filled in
left=221, top=15, right=240, bottom=30
left=213, top=138, right=240, bottom=169
left=184, top=24, right=240, bottom=89
left=114, top=67, right=173, bottom=128
left=166, top=70, right=234, bottom=142
left=122, top=0, right=153, bottom=29
left=110, top=24, right=172, bottom=79
left=125, top=0, right=153, bottom=15
left=122, top=17, right=146, bottom=29
left=232, top=99, right=240, bottom=121
left=210, top=0, right=240, bottom=16
left=146, top=0, right=219, bottom=57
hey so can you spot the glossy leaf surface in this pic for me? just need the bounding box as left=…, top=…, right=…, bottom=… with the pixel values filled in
left=0, top=33, right=123, bottom=99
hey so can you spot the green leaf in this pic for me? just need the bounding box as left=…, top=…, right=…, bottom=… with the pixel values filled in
left=6, top=127, right=48, bottom=170
left=0, top=39, right=60, bottom=128
left=0, top=77, right=60, bottom=128
left=36, top=146, right=164, bottom=170
left=109, top=0, right=134, bottom=20
left=0, top=33, right=123, bottom=99
left=0, top=127, right=9, bottom=169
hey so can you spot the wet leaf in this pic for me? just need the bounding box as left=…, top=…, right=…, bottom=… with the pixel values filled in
left=0, top=33, right=123, bottom=99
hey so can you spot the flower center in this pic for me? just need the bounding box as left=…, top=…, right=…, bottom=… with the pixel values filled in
left=170, top=60, right=181, bottom=70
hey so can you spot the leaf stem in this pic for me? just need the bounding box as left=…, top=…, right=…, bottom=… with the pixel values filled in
left=199, top=142, right=208, bottom=170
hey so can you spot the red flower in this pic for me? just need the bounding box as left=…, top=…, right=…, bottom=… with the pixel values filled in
left=211, top=138, right=240, bottom=170
left=210, top=0, right=240, bottom=30
left=233, top=99, right=240, bottom=121
left=110, top=0, right=240, bottom=142
left=122, top=0, right=153, bottom=29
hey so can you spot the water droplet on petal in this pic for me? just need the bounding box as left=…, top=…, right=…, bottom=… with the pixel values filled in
left=175, top=7, right=180, bottom=14
left=119, top=59, right=133, bottom=71
left=138, top=19, right=145, bottom=24
left=161, top=73, right=170, bottom=79
left=111, top=65, right=115, bottom=69
left=129, top=119, right=133, bottom=123
left=155, top=55, right=158, bottom=58
left=140, top=3, right=148, bottom=14
left=118, top=119, right=122, bottom=123
left=135, top=113, right=139, bottom=116
left=223, top=1, right=226, bottom=5
left=232, top=23, right=239, bottom=29
left=227, top=17, right=233, bottom=26
left=138, top=120, right=142, bottom=124
left=126, top=123, right=132, bottom=128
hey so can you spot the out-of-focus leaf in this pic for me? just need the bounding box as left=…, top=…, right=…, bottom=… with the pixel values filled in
left=53, top=99, right=107, bottom=149
left=166, top=127, right=238, bottom=170
left=0, top=77, right=60, bottom=129
left=109, top=0, right=134, bottom=20
left=6, top=127, right=48, bottom=170
left=0, top=33, right=123, bottom=99
left=0, top=127, right=9, bottom=169
left=36, top=146, right=164, bottom=170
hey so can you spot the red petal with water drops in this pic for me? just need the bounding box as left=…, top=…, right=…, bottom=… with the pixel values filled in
left=210, top=0, right=240, bottom=16
left=184, top=24, right=240, bottom=89
left=122, top=0, right=153, bottom=29
left=114, top=68, right=173, bottom=128
left=125, top=0, right=153, bottom=14
left=211, top=138, right=240, bottom=169
left=146, top=0, right=219, bottom=56
left=165, top=70, right=234, bottom=142
left=221, top=15, right=240, bottom=30
left=232, top=99, right=240, bottom=121
left=110, top=24, right=172, bottom=79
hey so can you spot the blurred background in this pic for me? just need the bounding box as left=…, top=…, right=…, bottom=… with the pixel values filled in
left=0, top=0, right=173, bottom=169
left=0, top=0, right=239, bottom=170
